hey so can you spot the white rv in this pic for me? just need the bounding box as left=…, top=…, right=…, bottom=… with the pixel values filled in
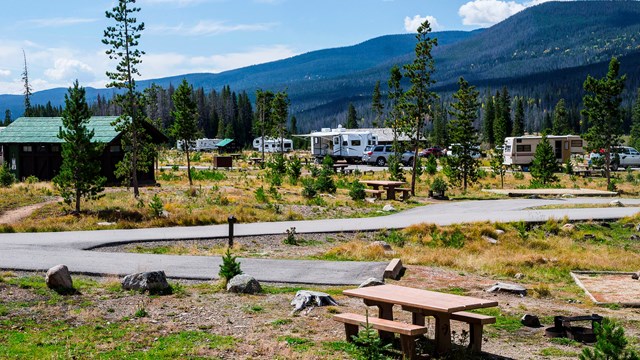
left=177, top=138, right=221, bottom=152
left=503, top=135, right=585, bottom=168
left=253, top=137, right=293, bottom=153
left=306, top=125, right=378, bottom=163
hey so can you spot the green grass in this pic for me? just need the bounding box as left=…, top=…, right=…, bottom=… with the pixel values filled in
left=270, top=318, right=292, bottom=327
left=473, top=308, right=523, bottom=332
left=279, top=336, right=314, bottom=352
left=539, top=347, right=580, bottom=357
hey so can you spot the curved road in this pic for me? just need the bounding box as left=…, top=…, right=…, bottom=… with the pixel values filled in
left=1, top=197, right=638, bottom=285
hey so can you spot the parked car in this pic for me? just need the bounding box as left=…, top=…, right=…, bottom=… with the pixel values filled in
left=446, top=144, right=481, bottom=159
left=363, top=145, right=414, bottom=166
left=419, top=147, right=445, bottom=158
left=589, top=146, right=640, bottom=171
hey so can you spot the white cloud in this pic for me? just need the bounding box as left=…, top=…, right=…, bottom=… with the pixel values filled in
left=151, top=20, right=276, bottom=36
left=459, top=0, right=574, bottom=27
left=0, top=70, right=10, bottom=77
left=44, top=58, right=94, bottom=81
left=404, top=15, right=441, bottom=32
left=27, top=17, right=97, bottom=27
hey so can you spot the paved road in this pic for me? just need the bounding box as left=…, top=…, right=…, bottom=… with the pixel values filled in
left=1, top=197, right=639, bottom=285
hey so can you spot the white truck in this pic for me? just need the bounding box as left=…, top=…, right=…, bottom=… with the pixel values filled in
left=589, top=146, right=640, bottom=171
left=503, top=135, right=585, bottom=169
left=305, top=125, right=378, bottom=163
left=252, top=137, right=293, bottom=153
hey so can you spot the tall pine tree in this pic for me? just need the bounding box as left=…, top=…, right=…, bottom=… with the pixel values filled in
left=53, top=80, right=106, bottom=213
left=346, top=103, right=358, bottom=129
left=530, top=133, right=558, bottom=185
left=22, top=50, right=32, bottom=117
left=552, top=98, right=571, bottom=135
left=170, top=79, right=200, bottom=186
left=271, top=91, right=290, bottom=155
left=629, top=89, right=640, bottom=151
left=482, top=94, right=495, bottom=146
left=371, top=80, right=384, bottom=128
left=513, top=96, right=525, bottom=136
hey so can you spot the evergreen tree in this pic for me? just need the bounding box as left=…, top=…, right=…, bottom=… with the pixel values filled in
left=629, top=90, right=640, bottom=151
left=346, top=102, right=358, bottom=129
left=513, top=96, right=525, bottom=136
left=3, top=109, right=11, bottom=126
left=271, top=91, right=290, bottom=155
left=582, top=57, right=626, bottom=189
left=103, top=0, right=151, bottom=198
left=482, top=95, right=495, bottom=146
left=542, top=111, right=553, bottom=133
left=53, top=80, right=106, bottom=213
left=254, top=89, right=274, bottom=163
left=170, top=79, right=200, bottom=186
left=431, top=103, right=448, bottom=147
left=289, top=115, right=297, bottom=135
left=402, top=20, right=438, bottom=196
left=22, top=50, right=32, bottom=117
left=371, top=80, right=384, bottom=128
left=493, top=90, right=507, bottom=146
left=530, top=133, right=558, bottom=185
left=387, top=65, right=405, bottom=181
left=552, top=98, right=571, bottom=135
left=443, top=77, right=480, bottom=191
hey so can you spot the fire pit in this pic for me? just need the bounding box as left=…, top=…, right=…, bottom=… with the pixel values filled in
left=544, top=314, right=603, bottom=343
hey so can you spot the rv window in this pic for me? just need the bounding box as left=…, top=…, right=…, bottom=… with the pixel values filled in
left=564, top=142, right=569, bottom=150
left=333, top=138, right=339, bottom=145
left=343, top=141, right=348, bottom=146
left=516, top=139, right=523, bottom=143
left=351, top=140, right=361, bottom=146
left=516, top=145, right=531, bottom=152
left=505, top=145, right=512, bottom=152
left=570, top=140, right=582, bottom=147
left=284, top=143, right=292, bottom=149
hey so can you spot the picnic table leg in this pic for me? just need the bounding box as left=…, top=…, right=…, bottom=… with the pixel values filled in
left=434, top=313, right=452, bottom=355
left=364, top=300, right=394, bottom=342
left=412, top=312, right=425, bottom=326
left=386, top=186, right=396, bottom=201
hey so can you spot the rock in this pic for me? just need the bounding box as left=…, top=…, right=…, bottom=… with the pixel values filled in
left=583, top=234, right=596, bottom=240
left=97, top=222, right=116, bottom=226
left=359, top=278, right=385, bottom=288
left=291, top=290, right=338, bottom=313
left=514, top=273, right=526, bottom=280
left=226, top=274, right=262, bottom=294
left=632, top=272, right=640, bottom=280
left=486, top=282, right=527, bottom=297
left=495, top=230, right=505, bottom=236
left=365, top=197, right=376, bottom=204
left=527, top=195, right=541, bottom=199
left=382, top=204, right=396, bottom=212
left=482, top=235, right=498, bottom=244
left=562, top=223, right=576, bottom=231
left=610, top=200, right=624, bottom=207
left=45, top=264, right=73, bottom=291
left=635, top=224, right=640, bottom=232
left=630, top=235, right=640, bottom=241
left=122, top=271, right=170, bottom=294
left=521, top=314, right=542, bottom=328
left=599, top=222, right=611, bottom=228
left=369, top=241, right=393, bottom=251
left=562, top=193, right=575, bottom=198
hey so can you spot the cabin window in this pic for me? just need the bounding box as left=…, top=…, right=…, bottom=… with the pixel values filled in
left=351, top=140, right=361, bottom=146
left=37, top=145, right=48, bottom=153
left=51, top=145, right=60, bottom=153
left=110, top=146, right=121, bottom=153
left=22, top=145, right=33, bottom=153
left=570, top=140, right=582, bottom=147
left=516, top=144, right=531, bottom=152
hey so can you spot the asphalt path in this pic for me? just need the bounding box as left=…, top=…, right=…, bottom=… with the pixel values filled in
left=1, top=197, right=639, bottom=285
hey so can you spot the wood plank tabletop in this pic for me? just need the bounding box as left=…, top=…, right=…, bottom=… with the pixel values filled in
left=343, top=284, right=498, bottom=313
left=359, top=180, right=406, bottom=186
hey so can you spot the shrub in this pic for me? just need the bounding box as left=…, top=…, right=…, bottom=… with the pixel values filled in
left=287, top=156, right=302, bottom=184
left=268, top=154, right=287, bottom=175
left=513, top=171, right=525, bottom=180
left=218, top=248, right=242, bottom=284
left=430, top=176, right=448, bottom=194
left=564, top=159, right=574, bottom=174
left=301, top=178, right=317, bottom=199
left=387, top=154, right=404, bottom=181
left=0, top=163, right=15, bottom=187
left=283, top=227, right=297, bottom=245
left=425, top=155, right=438, bottom=175
left=25, top=175, right=39, bottom=184
left=351, top=310, right=392, bottom=360
left=579, top=318, right=639, bottom=360
left=254, top=186, right=269, bottom=203
left=348, top=180, right=365, bottom=201
left=149, top=194, right=164, bottom=218
left=315, top=162, right=336, bottom=193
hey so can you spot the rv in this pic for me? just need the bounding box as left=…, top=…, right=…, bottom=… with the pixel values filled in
left=177, top=138, right=221, bottom=152
left=252, top=137, right=293, bottom=153
left=503, top=135, right=585, bottom=169
left=306, top=125, right=378, bottom=163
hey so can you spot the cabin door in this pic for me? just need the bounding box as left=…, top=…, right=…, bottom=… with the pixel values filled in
left=554, top=140, right=562, bottom=160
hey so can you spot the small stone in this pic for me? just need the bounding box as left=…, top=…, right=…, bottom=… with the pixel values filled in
left=369, top=241, right=393, bottom=251
left=482, top=235, right=498, bottom=244
left=635, top=224, right=640, bottom=232
left=97, top=222, right=116, bottom=226
left=226, top=274, right=261, bottom=294
left=365, top=197, right=376, bottom=204
left=486, top=282, right=527, bottom=297
left=583, top=234, right=596, bottom=240
left=562, top=193, right=575, bottom=198
left=382, top=204, right=396, bottom=212
left=495, top=230, right=505, bottom=236
left=291, top=290, right=338, bottom=313
left=632, top=272, right=640, bottom=280
left=610, top=200, right=623, bottom=207
left=562, top=223, right=576, bottom=231
left=521, top=314, right=542, bottom=327
left=45, top=264, right=73, bottom=291
left=122, top=271, right=170, bottom=294
left=359, top=278, right=385, bottom=288
left=630, top=235, right=640, bottom=241
left=514, top=273, right=525, bottom=280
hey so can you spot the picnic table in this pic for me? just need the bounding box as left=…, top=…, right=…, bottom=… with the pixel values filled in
left=359, top=180, right=408, bottom=201
left=332, top=163, right=349, bottom=173
left=343, top=284, right=498, bottom=354
left=249, top=157, right=264, bottom=166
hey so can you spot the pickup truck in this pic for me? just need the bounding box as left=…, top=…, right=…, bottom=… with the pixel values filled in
left=589, top=146, right=640, bottom=170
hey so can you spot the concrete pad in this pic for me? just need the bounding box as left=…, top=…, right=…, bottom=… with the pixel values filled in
left=483, top=188, right=618, bottom=197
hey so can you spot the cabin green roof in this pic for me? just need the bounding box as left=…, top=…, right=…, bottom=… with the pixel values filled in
left=0, top=117, right=121, bottom=143
left=216, top=138, right=233, bottom=147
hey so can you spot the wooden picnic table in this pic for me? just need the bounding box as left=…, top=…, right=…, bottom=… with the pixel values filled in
left=249, top=157, right=264, bottom=166
left=359, top=180, right=406, bottom=201
left=332, top=163, right=349, bottom=173
left=344, top=284, right=498, bottom=354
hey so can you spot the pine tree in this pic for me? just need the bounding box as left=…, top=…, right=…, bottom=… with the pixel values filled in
left=22, top=50, right=32, bottom=117
left=530, top=133, right=558, bottom=185
left=483, top=95, right=495, bottom=146
left=552, top=98, right=571, bottom=135
left=582, top=57, right=626, bottom=189
left=513, top=97, right=525, bottom=136
left=432, top=103, right=448, bottom=147
left=629, top=90, right=640, bottom=151
left=402, top=20, right=438, bottom=196
left=271, top=91, right=289, bottom=155
left=542, top=111, right=553, bottom=133
left=254, top=89, right=274, bottom=163
left=3, top=110, right=11, bottom=126
left=103, top=0, right=151, bottom=198
left=444, top=77, right=480, bottom=191
left=346, top=102, right=358, bottom=129
left=170, top=79, right=200, bottom=186
left=53, top=80, right=106, bottom=213
left=371, top=80, right=384, bottom=128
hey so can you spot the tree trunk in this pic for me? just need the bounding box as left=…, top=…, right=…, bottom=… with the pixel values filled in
left=75, top=188, right=81, bottom=214
left=186, top=147, right=192, bottom=186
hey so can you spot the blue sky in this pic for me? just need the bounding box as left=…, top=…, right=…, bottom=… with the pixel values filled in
left=0, top=0, right=566, bottom=95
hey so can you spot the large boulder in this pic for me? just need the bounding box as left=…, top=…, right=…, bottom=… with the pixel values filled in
left=45, top=264, right=73, bottom=291
left=227, top=274, right=262, bottom=294
left=291, top=290, right=338, bottom=313
left=122, top=271, right=170, bottom=294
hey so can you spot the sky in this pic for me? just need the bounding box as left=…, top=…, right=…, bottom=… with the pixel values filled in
left=0, top=0, right=569, bottom=95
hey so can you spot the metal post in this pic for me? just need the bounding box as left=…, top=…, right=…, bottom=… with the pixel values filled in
left=227, top=215, right=237, bottom=248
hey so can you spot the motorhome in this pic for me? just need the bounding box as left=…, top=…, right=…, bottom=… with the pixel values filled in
left=503, top=135, right=585, bottom=169
left=252, top=137, right=293, bottom=153
left=177, top=138, right=220, bottom=152
left=305, top=125, right=378, bottom=163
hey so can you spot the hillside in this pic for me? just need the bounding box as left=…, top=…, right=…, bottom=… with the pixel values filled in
left=3, top=1, right=640, bottom=131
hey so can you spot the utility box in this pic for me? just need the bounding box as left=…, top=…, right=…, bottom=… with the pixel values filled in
left=213, top=155, right=232, bottom=168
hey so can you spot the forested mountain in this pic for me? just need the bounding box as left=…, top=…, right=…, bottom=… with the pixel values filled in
left=3, top=1, right=640, bottom=136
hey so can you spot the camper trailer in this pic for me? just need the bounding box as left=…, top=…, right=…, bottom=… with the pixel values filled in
left=177, top=138, right=221, bottom=152
left=252, top=137, right=293, bottom=153
left=503, top=135, right=585, bottom=169
left=307, top=125, right=378, bottom=163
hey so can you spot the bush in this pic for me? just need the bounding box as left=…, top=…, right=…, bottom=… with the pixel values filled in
left=348, top=180, right=365, bottom=201
left=148, top=194, right=164, bottom=218
left=579, top=318, right=639, bottom=360
left=25, top=175, right=39, bottom=184
left=351, top=310, right=392, bottom=360
left=218, top=248, right=242, bottom=284
left=283, top=227, right=297, bottom=245
left=254, top=186, right=269, bottom=203
left=0, top=163, right=15, bottom=187
left=564, top=159, right=574, bottom=174
left=513, top=171, right=525, bottom=180
left=430, top=176, right=448, bottom=194
left=301, top=178, right=317, bottom=199
left=424, top=155, right=438, bottom=175
left=287, top=156, right=302, bottom=184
